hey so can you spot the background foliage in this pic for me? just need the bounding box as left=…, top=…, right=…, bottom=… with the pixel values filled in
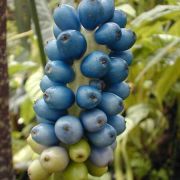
left=7, top=0, right=180, bottom=179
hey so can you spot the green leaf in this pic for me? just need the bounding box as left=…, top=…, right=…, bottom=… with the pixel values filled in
left=20, top=97, right=35, bottom=124
left=116, top=4, right=136, bottom=17
left=131, top=5, right=180, bottom=28
left=154, top=58, right=180, bottom=103
left=25, top=68, right=43, bottom=101
left=135, top=38, right=180, bottom=82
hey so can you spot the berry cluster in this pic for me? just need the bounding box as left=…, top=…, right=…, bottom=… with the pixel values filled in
left=27, top=0, right=136, bottom=179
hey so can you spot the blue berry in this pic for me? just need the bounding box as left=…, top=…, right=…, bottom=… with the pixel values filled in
left=110, top=50, right=133, bottom=66
left=40, top=75, right=64, bottom=93
left=53, top=4, right=81, bottom=31
left=80, top=109, right=107, bottom=132
left=45, top=61, right=75, bottom=84
left=89, top=146, right=113, bottom=167
left=107, top=115, right=126, bottom=135
left=44, top=86, right=75, bottom=110
left=31, top=123, right=59, bottom=146
left=95, top=22, right=121, bottom=46
left=110, top=10, right=127, bottom=28
left=76, top=85, right=102, bottom=109
left=103, top=57, right=129, bottom=84
left=98, top=92, right=124, bottom=115
left=55, top=115, right=83, bottom=144
left=33, top=99, right=66, bottom=121
left=108, top=28, right=136, bottom=51
left=81, top=51, right=110, bottom=78
left=57, top=30, right=87, bottom=61
left=89, top=79, right=106, bottom=91
left=106, top=82, right=130, bottom=99
left=53, top=23, right=62, bottom=38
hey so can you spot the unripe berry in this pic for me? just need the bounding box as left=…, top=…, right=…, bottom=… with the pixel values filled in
left=40, top=146, right=69, bottom=173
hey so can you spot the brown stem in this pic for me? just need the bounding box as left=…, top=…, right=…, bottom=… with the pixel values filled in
left=0, top=0, right=14, bottom=179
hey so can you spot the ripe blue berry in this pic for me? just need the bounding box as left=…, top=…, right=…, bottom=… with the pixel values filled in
left=107, top=115, right=126, bottom=135
left=55, top=115, right=83, bottom=144
left=106, top=82, right=130, bottom=99
left=31, top=123, right=59, bottom=146
left=98, top=92, right=124, bottom=115
left=36, top=115, right=54, bottom=124
left=110, top=50, right=133, bottom=66
left=89, top=146, right=114, bottom=167
left=53, top=23, right=61, bottom=39
left=80, top=109, right=107, bottom=132
left=44, top=39, right=60, bottom=60
left=108, top=28, right=136, bottom=51
left=103, top=57, right=129, bottom=84
left=76, top=85, right=102, bottom=109
left=87, top=124, right=117, bottom=147
left=33, top=98, right=67, bottom=121
left=81, top=51, right=110, bottom=78
left=95, top=22, right=121, bottom=46
left=110, top=10, right=127, bottom=28
left=44, top=86, right=75, bottom=110
left=78, top=0, right=103, bottom=30
left=53, top=4, right=81, bottom=31
left=89, top=79, right=106, bottom=91
left=40, top=75, right=64, bottom=93
left=45, top=61, right=75, bottom=84
left=57, top=30, right=87, bottom=61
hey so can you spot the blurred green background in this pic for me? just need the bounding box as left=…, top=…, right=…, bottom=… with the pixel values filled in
left=7, top=0, right=180, bottom=179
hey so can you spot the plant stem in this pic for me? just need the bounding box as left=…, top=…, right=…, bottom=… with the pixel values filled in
left=29, top=0, right=47, bottom=68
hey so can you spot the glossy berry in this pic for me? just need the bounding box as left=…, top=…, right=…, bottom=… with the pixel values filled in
left=53, top=4, right=81, bottom=31
left=28, top=159, right=50, bottom=180
left=31, top=123, right=59, bottom=146
left=81, top=51, right=110, bottom=78
left=33, top=99, right=66, bottom=121
left=62, top=162, right=88, bottom=180
left=44, top=86, right=75, bottom=110
left=53, top=23, right=61, bottom=38
left=106, top=82, right=130, bottom=99
left=69, top=139, right=91, bottom=163
left=100, top=0, right=115, bottom=24
left=95, top=22, right=121, bottom=46
left=40, top=146, right=69, bottom=173
left=108, top=28, right=136, bottom=51
left=76, top=85, right=102, bottom=109
left=57, top=30, right=87, bottom=61
left=78, top=0, right=103, bottom=30
left=103, top=57, right=129, bottom=84
left=80, top=108, right=107, bottom=132
left=110, top=50, right=133, bottom=66
left=86, top=160, right=108, bottom=177
left=87, top=124, right=117, bottom=147
left=27, top=134, right=47, bottom=154
left=110, top=10, right=127, bottom=28
left=44, top=39, right=60, bottom=60
left=89, top=79, right=106, bottom=91
left=98, top=92, right=124, bottom=115
left=107, top=115, right=126, bottom=135
left=55, top=115, right=83, bottom=144
left=89, top=146, right=113, bottom=167
left=45, top=61, right=75, bottom=84
left=36, top=115, right=54, bottom=124
left=40, top=75, right=63, bottom=93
